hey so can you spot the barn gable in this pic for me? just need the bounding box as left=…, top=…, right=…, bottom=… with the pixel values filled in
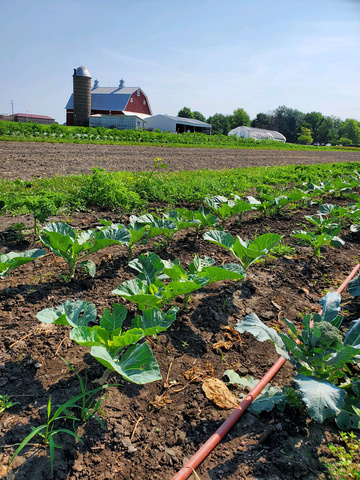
left=65, top=74, right=152, bottom=126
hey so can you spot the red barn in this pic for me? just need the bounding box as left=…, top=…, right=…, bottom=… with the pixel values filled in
left=65, top=68, right=152, bottom=126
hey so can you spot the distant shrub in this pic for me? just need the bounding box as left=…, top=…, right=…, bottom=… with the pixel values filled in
left=79, top=167, right=143, bottom=215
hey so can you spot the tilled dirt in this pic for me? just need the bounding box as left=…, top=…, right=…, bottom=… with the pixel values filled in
left=0, top=142, right=360, bottom=480
left=1, top=141, right=360, bottom=180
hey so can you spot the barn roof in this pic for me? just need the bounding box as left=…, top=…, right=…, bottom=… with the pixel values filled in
left=15, top=113, right=55, bottom=120
left=152, top=114, right=211, bottom=127
left=65, top=86, right=151, bottom=113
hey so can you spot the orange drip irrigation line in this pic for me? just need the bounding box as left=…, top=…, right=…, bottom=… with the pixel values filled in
left=172, top=263, right=360, bottom=480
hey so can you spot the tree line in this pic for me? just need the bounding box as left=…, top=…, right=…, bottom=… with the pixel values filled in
left=177, top=106, right=360, bottom=145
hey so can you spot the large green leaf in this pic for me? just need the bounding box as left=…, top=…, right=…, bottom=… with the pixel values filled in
left=235, top=313, right=289, bottom=358
left=90, top=343, right=161, bottom=384
left=146, top=219, right=177, bottom=239
left=90, top=226, right=131, bottom=253
left=325, top=344, right=360, bottom=367
left=294, top=374, right=345, bottom=423
left=248, top=387, right=286, bottom=414
left=70, top=326, right=109, bottom=346
left=0, top=249, right=46, bottom=278
left=41, top=221, right=76, bottom=239
left=129, top=253, right=165, bottom=284
left=250, top=233, right=282, bottom=252
left=203, top=230, right=235, bottom=249
left=111, top=328, right=145, bottom=349
left=100, top=303, right=127, bottom=333
left=164, top=277, right=208, bottom=301
left=196, top=264, right=246, bottom=283
left=112, top=278, right=163, bottom=309
left=36, top=300, right=96, bottom=327
left=131, top=306, right=179, bottom=336
left=40, top=230, right=74, bottom=258
left=335, top=396, right=360, bottom=430
left=344, top=319, right=360, bottom=347
left=348, top=275, right=360, bottom=297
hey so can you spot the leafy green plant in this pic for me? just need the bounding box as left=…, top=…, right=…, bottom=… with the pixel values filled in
left=39, top=221, right=130, bottom=278
left=23, top=193, right=63, bottom=235
left=129, top=213, right=177, bottom=248
left=0, top=249, right=46, bottom=278
left=236, top=292, right=360, bottom=429
left=0, top=395, right=19, bottom=416
left=247, top=191, right=303, bottom=216
left=203, top=230, right=282, bottom=271
left=36, top=300, right=178, bottom=384
left=10, top=394, right=84, bottom=471
left=326, top=431, right=360, bottom=479
left=292, top=229, right=344, bottom=257
left=303, top=211, right=342, bottom=236
left=79, top=167, right=143, bottom=214
left=61, top=360, right=109, bottom=428
left=112, top=252, right=245, bottom=310
left=204, top=195, right=252, bottom=228
left=7, top=222, right=26, bottom=242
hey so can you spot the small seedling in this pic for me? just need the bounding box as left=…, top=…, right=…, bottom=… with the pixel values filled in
left=10, top=394, right=83, bottom=471
left=326, top=431, right=360, bottom=479
left=0, top=395, right=19, bottom=416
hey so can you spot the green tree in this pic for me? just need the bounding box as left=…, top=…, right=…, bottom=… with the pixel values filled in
left=317, top=117, right=335, bottom=144
left=206, top=113, right=231, bottom=135
left=340, top=119, right=360, bottom=145
left=272, top=105, right=304, bottom=143
left=230, top=108, right=251, bottom=129
left=193, top=111, right=206, bottom=122
left=177, top=107, right=194, bottom=119
left=303, top=111, right=323, bottom=143
left=297, top=126, right=313, bottom=144
left=251, top=113, right=274, bottom=130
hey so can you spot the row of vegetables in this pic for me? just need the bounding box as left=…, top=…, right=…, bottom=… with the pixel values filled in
left=1, top=173, right=360, bottom=435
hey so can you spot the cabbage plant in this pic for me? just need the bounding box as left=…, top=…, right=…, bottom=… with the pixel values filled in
left=203, top=230, right=281, bottom=271
left=36, top=300, right=178, bottom=384
left=40, top=222, right=130, bottom=278
left=112, top=252, right=245, bottom=310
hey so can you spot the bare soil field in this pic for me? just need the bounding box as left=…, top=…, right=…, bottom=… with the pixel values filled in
left=1, top=141, right=360, bottom=180
left=0, top=142, right=360, bottom=480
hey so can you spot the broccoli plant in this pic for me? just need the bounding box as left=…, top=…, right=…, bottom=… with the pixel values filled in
left=235, top=292, right=360, bottom=429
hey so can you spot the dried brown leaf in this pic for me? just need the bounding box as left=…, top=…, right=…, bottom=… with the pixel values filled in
left=202, top=378, right=239, bottom=409
left=183, top=362, right=214, bottom=382
left=212, top=340, right=233, bottom=350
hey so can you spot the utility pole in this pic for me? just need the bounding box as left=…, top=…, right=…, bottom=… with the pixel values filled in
left=11, top=100, right=14, bottom=115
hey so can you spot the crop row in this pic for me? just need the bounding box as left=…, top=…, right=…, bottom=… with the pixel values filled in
left=1, top=120, right=358, bottom=151
left=2, top=168, right=360, bottom=472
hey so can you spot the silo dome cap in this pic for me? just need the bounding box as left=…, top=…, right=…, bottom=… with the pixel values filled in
left=74, top=66, right=91, bottom=77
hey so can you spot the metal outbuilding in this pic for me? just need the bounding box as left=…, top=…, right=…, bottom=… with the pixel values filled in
left=145, top=114, right=211, bottom=134
left=228, top=126, right=286, bottom=142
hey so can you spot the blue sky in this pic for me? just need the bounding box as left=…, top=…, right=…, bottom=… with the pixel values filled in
left=0, top=0, right=359, bottom=124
